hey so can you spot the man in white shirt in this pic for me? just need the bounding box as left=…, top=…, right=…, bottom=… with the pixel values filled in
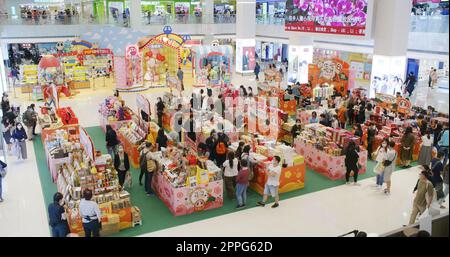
left=257, top=156, right=282, bottom=208
left=79, top=189, right=102, bottom=237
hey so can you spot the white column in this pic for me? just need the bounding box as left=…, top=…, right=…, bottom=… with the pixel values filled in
left=370, top=0, right=412, bottom=97
left=236, top=0, right=256, bottom=74
left=287, top=33, right=313, bottom=85
left=129, top=0, right=141, bottom=29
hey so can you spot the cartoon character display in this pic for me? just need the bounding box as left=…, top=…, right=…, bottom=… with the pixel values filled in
left=125, top=45, right=142, bottom=86
left=189, top=187, right=215, bottom=212
left=308, top=58, right=349, bottom=96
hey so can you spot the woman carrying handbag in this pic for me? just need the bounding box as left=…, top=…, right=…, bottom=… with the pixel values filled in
left=373, top=138, right=389, bottom=189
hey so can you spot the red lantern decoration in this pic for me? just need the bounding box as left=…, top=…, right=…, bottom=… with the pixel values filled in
left=156, top=54, right=165, bottom=62
left=146, top=51, right=153, bottom=58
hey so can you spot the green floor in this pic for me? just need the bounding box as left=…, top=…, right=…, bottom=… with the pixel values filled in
left=34, top=126, right=414, bottom=236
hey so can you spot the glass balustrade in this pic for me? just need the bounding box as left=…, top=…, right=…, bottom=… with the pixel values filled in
left=2, top=11, right=447, bottom=33
left=0, top=15, right=130, bottom=27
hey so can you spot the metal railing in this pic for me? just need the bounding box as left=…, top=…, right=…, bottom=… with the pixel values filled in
left=0, top=14, right=130, bottom=27
left=410, top=14, right=449, bottom=33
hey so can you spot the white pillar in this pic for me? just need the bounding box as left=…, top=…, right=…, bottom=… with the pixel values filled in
left=287, top=33, right=313, bottom=85
left=129, top=0, right=141, bottom=29
left=370, top=0, right=412, bottom=97
left=236, top=0, right=256, bottom=74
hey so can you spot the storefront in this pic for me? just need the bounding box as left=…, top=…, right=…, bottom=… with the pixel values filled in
left=255, top=40, right=288, bottom=62
left=256, top=0, right=286, bottom=19
left=214, top=0, right=236, bottom=14
left=409, top=58, right=449, bottom=87
left=141, top=1, right=202, bottom=16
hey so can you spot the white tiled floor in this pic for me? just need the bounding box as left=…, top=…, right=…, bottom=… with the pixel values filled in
left=140, top=168, right=448, bottom=237
left=0, top=73, right=448, bottom=237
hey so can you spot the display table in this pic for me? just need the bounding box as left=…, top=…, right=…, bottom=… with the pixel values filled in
left=46, top=151, right=70, bottom=182
left=250, top=160, right=306, bottom=195
left=152, top=170, right=223, bottom=216
left=99, top=114, right=130, bottom=132
left=297, top=108, right=336, bottom=124
left=295, top=139, right=368, bottom=180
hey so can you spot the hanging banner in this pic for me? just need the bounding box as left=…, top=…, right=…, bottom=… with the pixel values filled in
left=285, top=0, right=371, bottom=36
left=79, top=127, right=95, bottom=161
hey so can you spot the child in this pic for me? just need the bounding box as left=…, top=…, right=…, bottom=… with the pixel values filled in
left=236, top=159, right=250, bottom=209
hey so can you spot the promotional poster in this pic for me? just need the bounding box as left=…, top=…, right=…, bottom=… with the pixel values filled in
left=242, top=47, right=256, bottom=71
left=285, top=0, right=369, bottom=36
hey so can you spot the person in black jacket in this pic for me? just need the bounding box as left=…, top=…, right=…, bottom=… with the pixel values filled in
left=105, top=125, right=119, bottom=157
left=47, top=192, right=69, bottom=237
left=114, top=145, right=130, bottom=189
left=345, top=141, right=360, bottom=185
left=156, top=97, right=165, bottom=127
left=367, top=122, right=377, bottom=160
left=156, top=128, right=168, bottom=151
left=354, top=124, right=363, bottom=139
left=291, top=119, right=302, bottom=141
left=205, top=130, right=218, bottom=162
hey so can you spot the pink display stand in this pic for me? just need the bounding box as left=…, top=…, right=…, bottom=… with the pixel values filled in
left=99, top=114, right=130, bottom=133
left=152, top=171, right=224, bottom=216
left=294, top=140, right=368, bottom=180
left=45, top=149, right=69, bottom=182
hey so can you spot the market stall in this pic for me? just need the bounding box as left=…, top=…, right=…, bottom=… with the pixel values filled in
left=57, top=151, right=137, bottom=236
left=230, top=137, right=306, bottom=195
left=98, top=96, right=133, bottom=132
left=294, top=124, right=368, bottom=180
left=19, top=64, right=38, bottom=94
left=151, top=146, right=224, bottom=216
left=136, top=27, right=193, bottom=87
left=191, top=45, right=233, bottom=87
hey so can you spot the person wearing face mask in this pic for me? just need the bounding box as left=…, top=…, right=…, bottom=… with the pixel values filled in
left=257, top=156, right=282, bottom=208
left=367, top=122, right=378, bottom=160
left=418, top=129, right=434, bottom=166
left=12, top=123, right=28, bottom=160
left=373, top=138, right=389, bottom=189
left=47, top=192, right=69, bottom=237
left=114, top=145, right=130, bottom=189
left=409, top=170, right=435, bottom=225
left=382, top=141, right=397, bottom=195
left=79, top=189, right=102, bottom=237
left=431, top=152, right=446, bottom=208
left=291, top=119, right=302, bottom=144
left=205, top=130, right=218, bottom=162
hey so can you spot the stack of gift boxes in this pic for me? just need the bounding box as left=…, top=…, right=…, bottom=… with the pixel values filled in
left=298, top=124, right=362, bottom=156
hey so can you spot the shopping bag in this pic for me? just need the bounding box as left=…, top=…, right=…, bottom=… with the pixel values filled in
left=418, top=208, right=432, bottom=234
left=428, top=202, right=441, bottom=217
left=12, top=141, right=20, bottom=157
left=373, top=162, right=385, bottom=175
left=123, top=171, right=132, bottom=189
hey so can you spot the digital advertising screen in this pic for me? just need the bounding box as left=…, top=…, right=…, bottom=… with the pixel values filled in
left=285, top=0, right=372, bottom=37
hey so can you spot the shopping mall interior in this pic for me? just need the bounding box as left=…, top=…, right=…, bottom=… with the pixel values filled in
left=0, top=0, right=449, bottom=238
